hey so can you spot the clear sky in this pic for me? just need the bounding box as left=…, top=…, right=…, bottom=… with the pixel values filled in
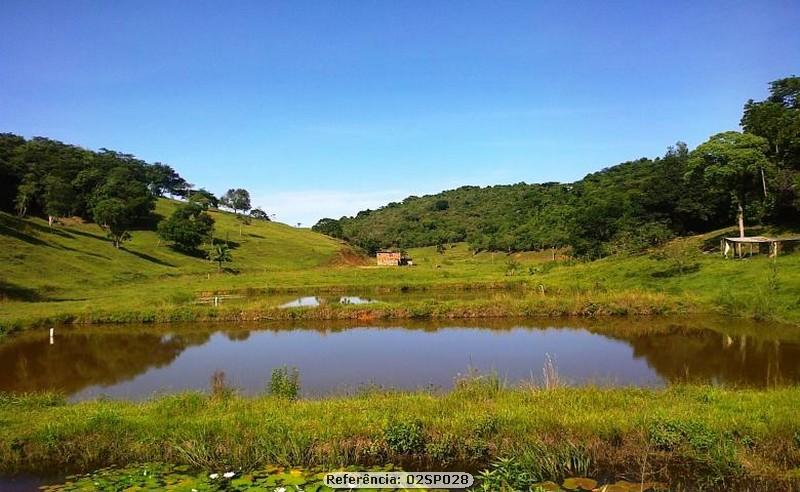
left=1, top=1, right=799, bottom=226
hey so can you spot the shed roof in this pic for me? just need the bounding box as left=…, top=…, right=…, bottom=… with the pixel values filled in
left=724, top=236, right=774, bottom=243
left=724, top=236, right=800, bottom=243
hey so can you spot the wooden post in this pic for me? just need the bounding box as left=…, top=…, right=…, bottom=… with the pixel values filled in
left=737, top=203, right=745, bottom=238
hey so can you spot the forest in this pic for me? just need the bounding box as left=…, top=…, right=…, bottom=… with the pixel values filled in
left=0, top=135, right=265, bottom=254
left=314, top=77, right=800, bottom=257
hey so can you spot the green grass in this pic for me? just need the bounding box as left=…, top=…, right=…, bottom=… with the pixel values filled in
left=1, top=206, right=799, bottom=331
left=0, top=200, right=355, bottom=329
left=2, top=384, right=799, bottom=489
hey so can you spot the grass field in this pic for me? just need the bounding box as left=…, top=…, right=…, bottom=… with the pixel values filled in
left=1, top=200, right=800, bottom=331
left=2, top=382, right=799, bottom=490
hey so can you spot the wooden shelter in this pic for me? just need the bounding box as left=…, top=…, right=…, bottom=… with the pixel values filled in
left=721, top=236, right=800, bottom=259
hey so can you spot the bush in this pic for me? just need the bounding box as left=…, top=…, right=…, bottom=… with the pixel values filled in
left=505, top=257, right=521, bottom=276
left=649, top=418, right=716, bottom=452
left=384, top=419, right=426, bottom=454
left=269, top=366, right=300, bottom=400
left=209, top=370, right=234, bottom=400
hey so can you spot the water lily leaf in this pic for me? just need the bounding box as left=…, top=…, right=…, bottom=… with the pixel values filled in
left=597, top=482, right=644, bottom=492
left=594, top=486, right=627, bottom=492
left=563, top=477, right=598, bottom=490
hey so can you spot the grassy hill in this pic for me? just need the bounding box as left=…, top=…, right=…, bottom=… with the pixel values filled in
left=0, top=199, right=358, bottom=327
left=313, top=151, right=736, bottom=256
left=2, top=200, right=799, bottom=329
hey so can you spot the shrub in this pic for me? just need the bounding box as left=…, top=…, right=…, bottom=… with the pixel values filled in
left=209, top=370, right=234, bottom=400
left=649, top=418, right=716, bottom=452
left=453, top=369, right=504, bottom=399
left=476, top=457, right=534, bottom=492
left=269, top=366, right=300, bottom=400
left=505, top=258, right=521, bottom=276
left=384, top=419, right=426, bottom=454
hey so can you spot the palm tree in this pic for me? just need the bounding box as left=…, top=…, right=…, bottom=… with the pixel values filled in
left=210, top=243, right=232, bottom=272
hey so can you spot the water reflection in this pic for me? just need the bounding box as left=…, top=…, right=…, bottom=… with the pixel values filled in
left=1, top=317, right=798, bottom=400
left=279, top=296, right=375, bottom=308
left=0, top=330, right=210, bottom=395
left=199, top=288, right=513, bottom=307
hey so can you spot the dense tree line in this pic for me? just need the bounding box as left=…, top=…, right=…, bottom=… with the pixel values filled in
left=315, top=77, right=800, bottom=257
left=0, top=136, right=206, bottom=249
left=0, top=136, right=186, bottom=244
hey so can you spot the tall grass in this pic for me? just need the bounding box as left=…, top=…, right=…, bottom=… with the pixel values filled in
left=1, top=385, right=798, bottom=488
left=542, top=354, right=560, bottom=390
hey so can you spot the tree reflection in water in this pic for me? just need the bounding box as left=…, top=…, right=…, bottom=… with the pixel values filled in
left=1, top=317, right=798, bottom=399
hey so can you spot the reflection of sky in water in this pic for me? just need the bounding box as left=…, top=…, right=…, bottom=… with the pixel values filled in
left=279, top=296, right=320, bottom=307
left=72, top=327, right=659, bottom=400
left=279, top=296, right=374, bottom=308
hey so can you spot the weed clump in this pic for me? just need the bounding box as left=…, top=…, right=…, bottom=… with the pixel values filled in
left=209, top=370, right=234, bottom=400
left=384, top=419, right=426, bottom=454
left=269, top=366, right=300, bottom=400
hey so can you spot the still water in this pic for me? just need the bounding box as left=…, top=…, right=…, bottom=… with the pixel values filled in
left=1, top=317, right=798, bottom=400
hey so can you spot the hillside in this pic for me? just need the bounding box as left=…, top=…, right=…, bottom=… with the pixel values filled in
left=0, top=198, right=352, bottom=310
left=314, top=78, right=800, bottom=256
left=314, top=151, right=731, bottom=256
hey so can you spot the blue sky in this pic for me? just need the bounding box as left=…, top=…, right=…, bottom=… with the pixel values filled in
left=2, top=1, right=799, bottom=226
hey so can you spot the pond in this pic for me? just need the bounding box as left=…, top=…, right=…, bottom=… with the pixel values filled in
left=1, top=316, right=798, bottom=400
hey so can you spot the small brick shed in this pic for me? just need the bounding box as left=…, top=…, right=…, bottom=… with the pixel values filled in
left=376, top=251, right=402, bottom=266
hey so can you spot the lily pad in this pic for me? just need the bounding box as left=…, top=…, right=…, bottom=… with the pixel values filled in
left=563, top=477, right=598, bottom=490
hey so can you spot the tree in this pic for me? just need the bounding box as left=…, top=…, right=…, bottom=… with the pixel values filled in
left=221, top=188, right=251, bottom=215
left=687, top=132, right=772, bottom=238
left=0, top=133, right=25, bottom=211
left=92, top=198, right=133, bottom=248
left=311, top=218, right=343, bottom=238
left=71, top=167, right=105, bottom=219
left=210, top=243, right=232, bottom=272
left=144, top=163, right=187, bottom=197
left=249, top=207, right=271, bottom=221
left=742, top=76, right=800, bottom=166
left=157, top=203, right=215, bottom=253
left=42, top=176, right=75, bottom=226
left=187, top=188, right=219, bottom=209
left=741, top=76, right=800, bottom=222
left=14, top=176, right=38, bottom=217
left=90, top=166, right=156, bottom=223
